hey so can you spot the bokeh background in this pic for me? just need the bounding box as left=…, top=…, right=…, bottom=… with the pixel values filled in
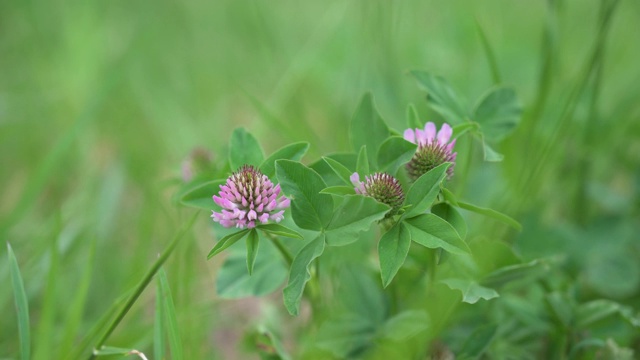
left=1, top=0, right=639, bottom=358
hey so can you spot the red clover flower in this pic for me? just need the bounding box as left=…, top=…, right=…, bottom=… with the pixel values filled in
left=211, top=165, right=290, bottom=229
left=350, top=172, right=404, bottom=215
left=404, top=122, right=457, bottom=180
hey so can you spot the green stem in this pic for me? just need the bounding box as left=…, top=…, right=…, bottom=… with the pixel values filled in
left=90, top=212, right=199, bottom=358
left=266, top=234, right=293, bottom=267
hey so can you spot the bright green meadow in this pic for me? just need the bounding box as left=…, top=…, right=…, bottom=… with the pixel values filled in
left=1, top=0, right=639, bottom=359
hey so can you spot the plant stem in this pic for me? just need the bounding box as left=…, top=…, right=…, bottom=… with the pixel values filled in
left=266, top=234, right=293, bottom=267
left=89, top=212, right=199, bottom=358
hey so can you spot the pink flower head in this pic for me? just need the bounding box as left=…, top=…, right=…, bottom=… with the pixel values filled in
left=351, top=172, right=404, bottom=216
left=211, top=165, right=290, bottom=229
left=403, top=122, right=457, bottom=180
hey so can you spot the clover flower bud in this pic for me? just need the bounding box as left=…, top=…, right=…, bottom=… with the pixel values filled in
left=403, top=122, right=457, bottom=180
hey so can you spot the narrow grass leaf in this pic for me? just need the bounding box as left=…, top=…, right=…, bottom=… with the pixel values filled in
left=246, top=229, right=260, bottom=275
left=378, top=222, right=411, bottom=288
left=257, top=224, right=303, bottom=239
left=476, top=19, right=502, bottom=84
left=457, top=201, right=522, bottom=231
left=207, top=229, right=251, bottom=259
left=158, top=268, right=183, bottom=360
left=322, top=157, right=354, bottom=185
left=8, top=243, right=31, bottom=360
left=283, top=234, right=325, bottom=315
left=154, top=272, right=166, bottom=360
left=229, top=127, right=264, bottom=170
left=259, top=142, right=310, bottom=178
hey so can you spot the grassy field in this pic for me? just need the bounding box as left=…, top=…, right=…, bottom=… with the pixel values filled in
left=1, top=0, right=639, bottom=359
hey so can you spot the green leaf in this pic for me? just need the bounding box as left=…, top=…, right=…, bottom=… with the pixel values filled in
left=481, top=140, right=504, bottom=162
left=229, top=128, right=264, bottom=170
left=406, top=103, right=422, bottom=129
left=441, top=278, right=499, bottom=304
left=473, top=86, right=521, bottom=142
left=404, top=214, right=470, bottom=255
left=431, top=202, right=467, bottom=239
left=216, top=239, right=288, bottom=299
left=283, top=234, right=326, bottom=315
left=259, top=142, right=310, bottom=178
left=259, top=141, right=309, bottom=179
left=452, top=122, right=478, bottom=139
left=459, top=323, right=498, bottom=359
left=253, top=326, right=292, bottom=360
left=545, top=292, right=573, bottom=328
left=410, top=71, right=470, bottom=124
left=350, top=92, right=390, bottom=167
left=246, top=229, right=260, bottom=275
left=276, top=160, right=333, bottom=230
left=576, top=300, right=640, bottom=329
left=325, top=195, right=390, bottom=246
left=403, top=163, right=451, bottom=218
left=257, top=223, right=303, bottom=239
left=207, top=229, right=251, bottom=259
left=441, top=187, right=459, bottom=206
left=93, top=346, right=145, bottom=357
left=7, top=243, right=30, bottom=360
left=378, top=222, right=411, bottom=288
left=158, top=268, right=184, bottom=360
left=480, top=259, right=549, bottom=288
left=320, top=186, right=356, bottom=196
left=377, top=136, right=417, bottom=174
left=322, top=157, right=354, bottom=185
left=457, top=201, right=522, bottom=231
left=381, top=310, right=430, bottom=341
left=154, top=270, right=166, bottom=360
left=356, top=146, right=369, bottom=175
left=316, top=313, right=376, bottom=358
left=179, top=179, right=225, bottom=210
left=310, top=153, right=357, bottom=187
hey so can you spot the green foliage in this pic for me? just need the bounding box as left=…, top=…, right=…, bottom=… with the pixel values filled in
left=324, top=195, right=390, bottom=246
left=276, top=160, right=333, bottom=231
left=7, top=243, right=31, bottom=360
left=378, top=222, right=411, bottom=287
left=229, top=127, right=265, bottom=169
left=350, top=93, right=390, bottom=168
left=283, top=234, right=325, bottom=316
left=404, top=214, right=470, bottom=255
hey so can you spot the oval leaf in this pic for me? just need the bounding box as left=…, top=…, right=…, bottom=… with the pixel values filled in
left=378, top=222, right=411, bottom=288
left=404, top=163, right=451, bottom=218
left=441, top=278, right=499, bottom=304
left=207, top=229, right=251, bottom=259
left=259, top=142, right=310, bottom=179
left=350, top=92, right=390, bottom=168
left=457, top=200, right=522, bottom=231
left=229, top=127, right=264, bottom=170
left=322, top=157, right=354, bottom=185
left=257, top=223, right=303, bottom=239
left=473, top=86, right=522, bottom=142
left=410, top=71, right=470, bottom=124
left=180, top=179, right=225, bottom=210
left=325, top=195, right=390, bottom=246
left=283, top=234, right=326, bottom=315
left=275, top=160, right=333, bottom=231
left=404, top=214, right=470, bottom=254
left=377, top=136, right=417, bottom=174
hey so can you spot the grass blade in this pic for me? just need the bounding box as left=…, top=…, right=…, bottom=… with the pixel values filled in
left=158, top=268, right=184, bottom=360
left=7, top=242, right=31, bottom=360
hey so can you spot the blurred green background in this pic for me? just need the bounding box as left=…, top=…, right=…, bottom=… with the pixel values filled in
left=1, top=0, right=639, bottom=358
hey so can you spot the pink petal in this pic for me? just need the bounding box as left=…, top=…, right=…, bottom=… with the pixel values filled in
left=403, top=129, right=415, bottom=143
left=437, top=123, right=453, bottom=146
left=248, top=210, right=257, bottom=221
left=350, top=172, right=361, bottom=186
left=277, top=197, right=291, bottom=209
left=259, top=213, right=269, bottom=223
left=247, top=221, right=256, bottom=228
left=415, top=128, right=427, bottom=145
left=425, top=122, right=437, bottom=143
